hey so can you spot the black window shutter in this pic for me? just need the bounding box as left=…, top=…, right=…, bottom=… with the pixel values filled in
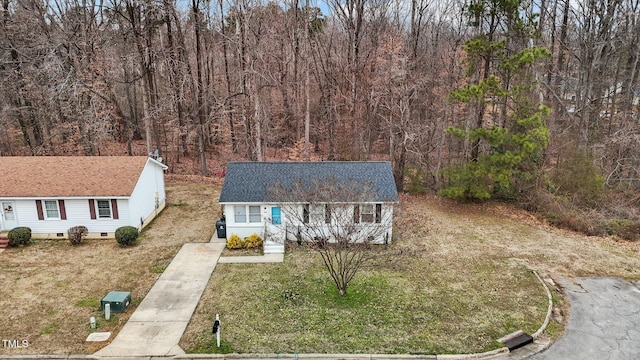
left=353, top=205, right=360, bottom=223
left=325, top=204, right=331, bottom=224
left=303, top=204, right=310, bottom=224
left=375, top=204, right=382, bottom=223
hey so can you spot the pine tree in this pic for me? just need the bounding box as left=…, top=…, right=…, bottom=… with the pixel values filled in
left=440, top=0, right=551, bottom=201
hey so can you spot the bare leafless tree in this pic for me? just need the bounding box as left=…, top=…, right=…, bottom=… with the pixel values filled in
left=268, top=177, right=394, bottom=296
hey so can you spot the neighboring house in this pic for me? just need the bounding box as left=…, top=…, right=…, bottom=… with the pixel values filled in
left=219, top=161, right=399, bottom=253
left=0, top=156, right=168, bottom=239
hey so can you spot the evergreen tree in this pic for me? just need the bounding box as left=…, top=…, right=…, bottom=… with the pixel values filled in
left=440, top=0, right=551, bottom=201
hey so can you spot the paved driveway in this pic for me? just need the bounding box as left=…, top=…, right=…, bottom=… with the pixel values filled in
left=530, top=277, right=640, bottom=360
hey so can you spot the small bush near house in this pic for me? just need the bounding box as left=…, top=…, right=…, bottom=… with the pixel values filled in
left=226, top=233, right=243, bottom=249
left=67, top=226, right=88, bottom=246
left=244, top=233, right=263, bottom=249
left=115, top=226, right=139, bottom=246
left=8, top=227, right=31, bottom=246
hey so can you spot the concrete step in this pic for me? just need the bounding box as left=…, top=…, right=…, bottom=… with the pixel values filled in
left=0, top=239, right=9, bottom=248
left=263, top=241, right=284, bottom=254
left=0, top=232, right=8, bottom=240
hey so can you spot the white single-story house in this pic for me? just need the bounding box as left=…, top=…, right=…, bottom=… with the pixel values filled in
left=0, top=156, right=168, bottom=239
left=218, top=161, right=399, bottom=253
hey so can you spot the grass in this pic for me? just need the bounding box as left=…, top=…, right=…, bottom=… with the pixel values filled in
left=2, top=183, right=639, bottom=355
left=0, top=181, right=220, bottom=355
left=149, top=256, right=173, bottom=274
left=181, top=192, right=640, bottom=355
left=182, top=248, right=546, bottom=355
left=75, top=297, right=100, bottom=308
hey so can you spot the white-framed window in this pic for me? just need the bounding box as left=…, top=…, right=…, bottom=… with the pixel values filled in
left=234, top=205, right=261, bottom=223
left=96, top=200, right=112, bottom=218
left=354, top=203, right=381, bottom=223
left=310, top=205, right=324, bottom=223
left=249, top=206, right=261, bottom=222
left=44, top=200, right=60, bottom=220
left=361, top=204, right=375, bottom=223
left=234, top=206, right=246, bottom=223
left=303, top=204, right=326, bottom=224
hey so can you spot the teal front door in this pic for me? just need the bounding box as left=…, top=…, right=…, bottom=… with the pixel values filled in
left=271, top=207, right=281, bottom=225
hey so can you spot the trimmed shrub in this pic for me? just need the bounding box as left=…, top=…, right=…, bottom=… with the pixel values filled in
left=8, top=227, right=31, bottom=246
left=115, top=226, right=139, bottom=246
left=244, top=233, right=263, bottom=249
left=68, top=226, right=88, bottom=246
left=226, top=233, right=243, bottom=249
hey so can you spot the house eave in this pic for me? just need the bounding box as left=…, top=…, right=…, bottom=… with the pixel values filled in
left=146, top=156, right=169, bottom=170
left=220, top=200, right=397, bottom=204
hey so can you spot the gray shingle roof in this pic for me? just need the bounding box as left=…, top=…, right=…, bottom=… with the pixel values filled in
left=219, top=161, right=399, bottom=203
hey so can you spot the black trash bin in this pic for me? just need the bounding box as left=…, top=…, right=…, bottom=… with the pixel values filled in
left=216, top=216, right=226, bottom=238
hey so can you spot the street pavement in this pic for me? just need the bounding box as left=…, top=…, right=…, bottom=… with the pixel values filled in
left=529, top=277, right=640, bottom=360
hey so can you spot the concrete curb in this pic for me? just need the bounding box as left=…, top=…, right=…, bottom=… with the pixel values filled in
left=2, top=267, right=554, bottom=360
left=163, top=271, right=552, bottom=360
left=531, top=271, right=554, bottom=340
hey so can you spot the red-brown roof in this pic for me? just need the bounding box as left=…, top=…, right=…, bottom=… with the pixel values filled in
left=0, top=156, right=155, bottom=197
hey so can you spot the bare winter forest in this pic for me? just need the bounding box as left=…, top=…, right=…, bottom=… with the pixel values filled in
left=1, top=0, right=639, bottom=233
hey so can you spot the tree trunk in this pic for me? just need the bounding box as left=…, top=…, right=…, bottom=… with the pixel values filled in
left=193, top=0, right=208, bottom=175
left=304, top=0, right=311, bottom=161
left=220, top=0, right=237, bottom=152
left=164, top=0, right=189, bottom=157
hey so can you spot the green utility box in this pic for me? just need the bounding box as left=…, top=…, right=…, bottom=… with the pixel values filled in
left=101, top=291, right=131, bottom=313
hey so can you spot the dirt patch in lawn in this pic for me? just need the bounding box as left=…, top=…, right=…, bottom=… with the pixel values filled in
left=0, top=181, right=219, bottom=355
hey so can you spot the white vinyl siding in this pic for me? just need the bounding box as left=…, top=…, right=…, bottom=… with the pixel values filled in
left=127, top=158, right=167, bottom=229
left=6, top=198, right=130, bottom=235
left=222, top=202, right=395, bottom=244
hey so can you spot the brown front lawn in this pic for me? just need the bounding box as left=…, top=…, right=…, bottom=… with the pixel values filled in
left=0, top=180, right=220, bottom=355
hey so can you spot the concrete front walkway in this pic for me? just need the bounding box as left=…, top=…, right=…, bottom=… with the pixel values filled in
left=95, top=241, right=225, bottom=357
